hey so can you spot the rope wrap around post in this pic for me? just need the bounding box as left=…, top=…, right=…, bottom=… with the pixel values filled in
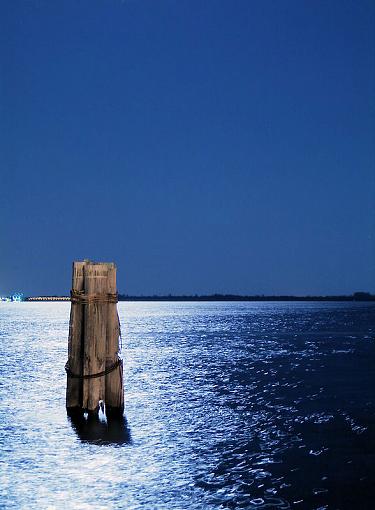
left=65, top=358, right=122, bottom=379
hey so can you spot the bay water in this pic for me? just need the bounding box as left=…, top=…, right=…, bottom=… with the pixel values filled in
left=0, top=302, right=374, bottom=509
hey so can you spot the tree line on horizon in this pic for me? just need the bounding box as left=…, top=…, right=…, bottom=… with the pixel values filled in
left=21, top=291, right=375, bottom=302
left=116, top=292, right=374, bottom=302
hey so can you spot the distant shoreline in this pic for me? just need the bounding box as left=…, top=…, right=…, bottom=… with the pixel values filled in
left=24, top=292, right=375, bottom=302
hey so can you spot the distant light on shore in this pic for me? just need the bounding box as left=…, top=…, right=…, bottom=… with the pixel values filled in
left=26, top=296, right=70, bottom=301
left=0, top=292, right=24, bottom=302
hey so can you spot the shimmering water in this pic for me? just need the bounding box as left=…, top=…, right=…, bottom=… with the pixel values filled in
left=0, top=302, right=374, bottom=509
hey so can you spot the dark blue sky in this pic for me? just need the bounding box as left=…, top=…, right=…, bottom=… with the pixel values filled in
left=1, top=0, right=374, bottom=296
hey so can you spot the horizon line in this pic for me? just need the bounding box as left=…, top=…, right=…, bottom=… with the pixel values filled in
left=22, top=291, right=375, bottom=302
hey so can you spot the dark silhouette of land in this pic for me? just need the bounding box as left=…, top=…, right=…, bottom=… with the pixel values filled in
left=117, top=292, right=375, bottom=302
left=24, top=292, right=375, bottom=302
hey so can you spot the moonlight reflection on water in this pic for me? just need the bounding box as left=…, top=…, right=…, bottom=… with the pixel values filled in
left=0, top=301, right=374, bottom=509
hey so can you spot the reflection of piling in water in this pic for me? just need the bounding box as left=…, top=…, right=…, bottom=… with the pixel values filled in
left=66, top=260, right=124, bottom=417
left=68, top=413, right=131, bottom=445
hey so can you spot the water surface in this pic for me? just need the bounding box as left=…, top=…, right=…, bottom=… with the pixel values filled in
left=0, top=302, right=374, bottom=509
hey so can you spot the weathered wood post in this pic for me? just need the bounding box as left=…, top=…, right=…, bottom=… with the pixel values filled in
left=66, top=260, right=124, bottom=417
left=66, top=260, right=86, bottom=410
left=105, top=263, right=124, bottom=417
left=82, top=262, right=108, bottom=413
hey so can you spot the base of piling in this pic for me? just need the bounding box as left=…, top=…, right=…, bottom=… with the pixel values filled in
left=66, top=406, right=100, bottom=418
left=67, top=405, right=124, bottom=420
left=106, top=405, right=125, bottom=419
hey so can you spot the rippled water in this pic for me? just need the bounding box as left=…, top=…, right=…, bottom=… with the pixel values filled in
left=0, top=302, right=374, bottom=509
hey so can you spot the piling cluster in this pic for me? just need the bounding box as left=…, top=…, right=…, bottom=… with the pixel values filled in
left=66, top=261, right=124, bottom=417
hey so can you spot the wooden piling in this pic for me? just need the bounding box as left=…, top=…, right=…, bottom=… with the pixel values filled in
left=66, top=260, right=124, bottom=417
left=82, top=263, right=108, bottom=413
left=105, top=263, right=124, bottom=417
left=66, top=261, right=86, bottom=411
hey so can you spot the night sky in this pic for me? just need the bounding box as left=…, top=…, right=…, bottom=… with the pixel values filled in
left=1, top=1, right=374, bottom=296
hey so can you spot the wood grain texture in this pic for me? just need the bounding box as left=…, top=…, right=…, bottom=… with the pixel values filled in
left=105, top=263, right=124, bottom=416
left=66, top=260, right=124, bottom=416
left=66, top=261, right=86, bottom=410
left=82, top=262, right=108, bottom=413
